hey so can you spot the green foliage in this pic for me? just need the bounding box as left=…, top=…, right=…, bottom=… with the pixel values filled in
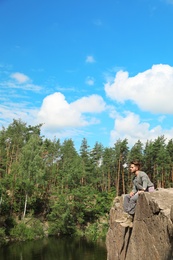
left=128, top=140, right=143, bottom=164
left=85, top=220, right=108, bottom=241
left=10, top=220, right=44, bottom=241
left=85, top=222, right=99, bottom=241
left=0, top=228, right=6, bottom=245
left=1, top=119, right=173, bottom=242
left=95, top=191, right=114, bottom=216
left=48, top=195, right=76, bottom=236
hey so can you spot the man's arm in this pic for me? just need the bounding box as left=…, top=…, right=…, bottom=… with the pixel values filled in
left=141, top=172, right=148, bottom=190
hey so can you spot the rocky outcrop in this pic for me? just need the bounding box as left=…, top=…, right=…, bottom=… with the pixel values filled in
left=106, top=188, right=173, bottom=260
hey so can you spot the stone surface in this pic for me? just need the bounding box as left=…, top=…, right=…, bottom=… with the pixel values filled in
left=106, top=188, right=173, bottom=260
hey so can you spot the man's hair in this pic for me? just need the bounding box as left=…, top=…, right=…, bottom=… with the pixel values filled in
left=130, top=161, right=141, bottom=170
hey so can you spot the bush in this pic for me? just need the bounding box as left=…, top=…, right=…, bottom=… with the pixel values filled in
left=84, top=218, right=109, bottom=241
left=10, top=220, right=44, bottom=241
left=0, top=228, right=6, bottom=245
left=48, top=209, right=76, bottom=236
left=48, top=196, right=76, bottom=236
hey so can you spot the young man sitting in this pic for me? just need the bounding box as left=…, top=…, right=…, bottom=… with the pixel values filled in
left=116, top=161, right=154, bottom=227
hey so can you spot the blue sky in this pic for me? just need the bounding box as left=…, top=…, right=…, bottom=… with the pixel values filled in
left=1, top=0, right=173, bottom=150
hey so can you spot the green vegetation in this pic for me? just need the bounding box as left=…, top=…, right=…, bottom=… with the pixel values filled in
left=0, top=119, right=173, bottom=242
left=10, top=220, right=44, bottom=241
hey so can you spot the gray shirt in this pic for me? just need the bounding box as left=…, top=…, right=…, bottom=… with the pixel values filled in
left=132, top=171, right=154, bottom=193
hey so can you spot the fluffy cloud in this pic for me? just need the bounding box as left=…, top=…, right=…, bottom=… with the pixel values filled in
left=85, top=76, right=95, bottom=86
left=10, top=72, right=30, bottom=84
left=0, top=72, right=42, bottom=92
left=110, top=112, right=173, bottom=147
left=38, top=92, right=106, bottom=130
left=71, top=94, right=106, bottom=113
left=85, top=55, right=95, bottom=63
left=105, top=64, right=173, bottom=114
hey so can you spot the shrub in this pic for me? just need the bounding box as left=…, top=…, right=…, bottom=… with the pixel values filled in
left=0, top=228, right=6, bottom=245
left=10, top=220, right=44, bottom=241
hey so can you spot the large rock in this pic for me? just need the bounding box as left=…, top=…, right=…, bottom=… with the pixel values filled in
left=106, top=188, right=173, bottom=260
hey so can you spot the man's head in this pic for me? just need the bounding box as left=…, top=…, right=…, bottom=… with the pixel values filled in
left=130, top=161, right=141, bottom=174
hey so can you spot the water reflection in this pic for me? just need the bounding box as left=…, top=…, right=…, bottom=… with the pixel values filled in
left=0, top=237, right=107, bottom=260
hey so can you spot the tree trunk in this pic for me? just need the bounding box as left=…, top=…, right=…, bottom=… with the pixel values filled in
left=171, top=166, right=173, bottom=182
left=161, top=168, right=164, bottom=188
left=116, top=157, right=121, bottom=196
left=122, top=167, right=125, bottom=194
left=23, top=193, right=28, bottom=220
left=108, top=168, right=111, bottom=192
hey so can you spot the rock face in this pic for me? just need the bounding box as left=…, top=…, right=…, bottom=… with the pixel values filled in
left=106, top=188, right=173, bottom=260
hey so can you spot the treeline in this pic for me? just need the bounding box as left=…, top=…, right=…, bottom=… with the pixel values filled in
left=0, top=119, right=173, bottom=241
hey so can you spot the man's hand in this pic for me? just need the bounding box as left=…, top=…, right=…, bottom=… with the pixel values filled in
left=129, top=191, right=135, bottom=197
left=137, top=190, right=145, bottom=194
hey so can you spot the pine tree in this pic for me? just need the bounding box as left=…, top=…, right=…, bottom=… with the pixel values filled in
left=102, top=147, right=115, bottom=192
left=166, top=139, right=173, bottom=185
left=114, top=139, right=129, bottom=195
left=79, top=138, right=92, bottom=185
left=19, top=134, right=45, bottom=219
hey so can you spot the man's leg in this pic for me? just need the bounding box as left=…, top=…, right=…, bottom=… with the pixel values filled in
left=123, top=194, right=131, bottom=213
left=120, top=193, right=139, bottom=227
left=115, top=194, right=130, bottom=223
left=127, top=193, right=138, bottom=215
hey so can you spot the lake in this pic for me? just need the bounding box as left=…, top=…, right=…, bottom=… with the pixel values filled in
left=0, top=237, right=107, bottom=260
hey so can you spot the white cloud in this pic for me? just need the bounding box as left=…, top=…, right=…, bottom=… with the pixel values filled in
left=38, top=92, right=106, bottom=130
left=10, top=72, right=30, bottom=84
left=110, top=112, right=173, bottom=147
left=85, top=76, right=95, bottom=86
left=0, top=103, right=38, bottom=128
left=40, top=128, right=86, bottom=141
left=71, top=94, right=106, bottom=113
left=105, top=64, right=173, bottom=114
left=7, top=82, right=42, bottom=92
left=0, top=72, right=42, bottom=92
left=85, top=55, right=95, bottom=63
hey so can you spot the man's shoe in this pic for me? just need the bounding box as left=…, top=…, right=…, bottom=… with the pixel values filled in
left=129, top=221, right=133, bottom=228
left=115, top=217, right=127, bottom=223
left=115, top=213, right=128, bottom=223
left=120, top=215, right=133, bottom=228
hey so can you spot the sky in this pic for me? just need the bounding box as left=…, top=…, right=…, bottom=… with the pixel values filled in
left=1, top=0, right=173, bottom=150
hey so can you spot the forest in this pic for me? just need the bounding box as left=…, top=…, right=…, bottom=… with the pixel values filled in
left=0, top=119, right=173, bottom=243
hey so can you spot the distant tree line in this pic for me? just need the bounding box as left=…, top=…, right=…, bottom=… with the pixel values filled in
left=0, top=119, right=172, bottom=241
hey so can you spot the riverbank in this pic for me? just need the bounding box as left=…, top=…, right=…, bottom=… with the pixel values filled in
left=0, top=214, right=108, bottom=246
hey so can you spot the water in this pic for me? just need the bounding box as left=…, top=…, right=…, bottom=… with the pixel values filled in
left=0, top=237, right=107, bottom=260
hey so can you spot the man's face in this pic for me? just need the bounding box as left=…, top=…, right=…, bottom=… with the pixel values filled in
left=130, top=164, right=138, bottom=173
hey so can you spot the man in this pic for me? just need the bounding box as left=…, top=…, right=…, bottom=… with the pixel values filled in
left=116, top=161, right=154, bottom=228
